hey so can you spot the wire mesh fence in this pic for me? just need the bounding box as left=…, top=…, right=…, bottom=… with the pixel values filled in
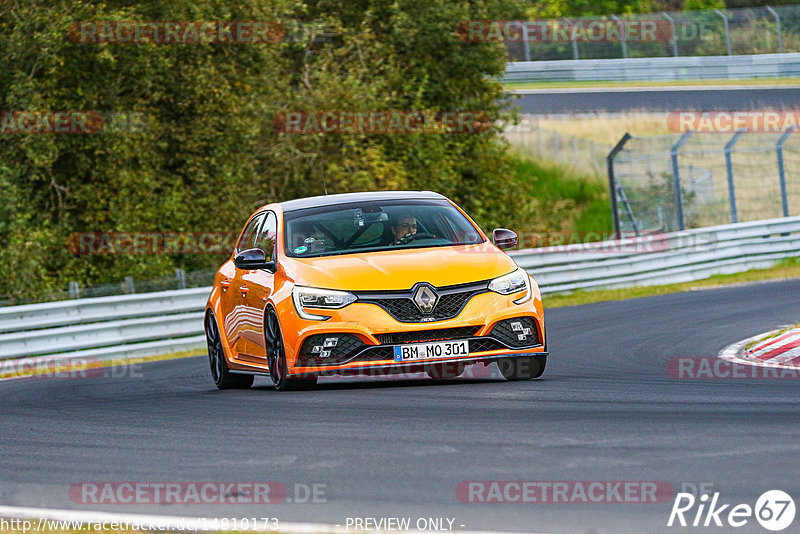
left=504, top=118, right=610, bottom=176
left=609, top=129, right=800, bottom=235
left=505, top=4, right=800, bottom=61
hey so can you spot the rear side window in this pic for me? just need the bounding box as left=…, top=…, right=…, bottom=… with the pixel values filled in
left=236, top=212, right=265, bottom=253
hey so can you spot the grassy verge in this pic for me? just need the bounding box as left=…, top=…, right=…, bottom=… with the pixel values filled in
left=508, top=151, right=612, bottom=239
left=530, top=111, right=669, bottom=144
left=544, top=257, right=800, bottom=308
left=503, top=77, right=800, bottom=91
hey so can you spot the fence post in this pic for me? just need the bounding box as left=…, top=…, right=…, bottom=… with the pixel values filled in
left=670, top=131, right=692, bottom=231
left=69, top=281, right=80, bottom=299
left=607, top=132, right=632, bottom=239
left=176, top=268, right=187, bottom=290
left=124, top=276, right=135, bottom=294
left=766, top=6, right=783, bottom=53
left=522, top=21, right=531, bottom=61
left=662, top=12, right=678, bottom=56
left=612, top=15, right=627, bottom=58
left=776, top=126, right=796, bottom=217
left=714, top=9, right=732, bottom=56
left=563, top=18, right=579, bottom=60
left=724, top=130, right=745, bottom=223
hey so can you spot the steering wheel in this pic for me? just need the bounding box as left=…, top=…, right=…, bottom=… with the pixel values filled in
left=394, top=232, right=436, bottom=245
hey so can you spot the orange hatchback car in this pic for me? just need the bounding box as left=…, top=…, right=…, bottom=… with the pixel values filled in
left=205, top=191, right=547, bottom=390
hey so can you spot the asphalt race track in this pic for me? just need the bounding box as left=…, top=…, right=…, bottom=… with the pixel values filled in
left=511, top=86, right=800, bottom=114
left=2, top=278, right=799, bottom=533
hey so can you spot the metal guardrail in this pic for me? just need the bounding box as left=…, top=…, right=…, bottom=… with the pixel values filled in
left=503, top=53, right=800, bottom=82
left=0, top=216, right=797, bottom=365
left=0, top=289, right=210, bottom=364
left=511, top=215, right=800, bottom=293
left=0, top=287, right=210, bottom=333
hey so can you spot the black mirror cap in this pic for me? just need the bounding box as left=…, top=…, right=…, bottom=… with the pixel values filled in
left=233, top=248, right=275, bottom=271
left=492, top=228, right=518, bottom=250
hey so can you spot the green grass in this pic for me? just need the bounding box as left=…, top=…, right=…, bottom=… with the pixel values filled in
left=508, top=152, right=612, bottom=241
left=544, top=257, right=800, bottom=308
left=503, top=77, right=800, bottom=91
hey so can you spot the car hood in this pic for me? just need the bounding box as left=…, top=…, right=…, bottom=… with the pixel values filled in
left=282, top=242, right=518, bottom=291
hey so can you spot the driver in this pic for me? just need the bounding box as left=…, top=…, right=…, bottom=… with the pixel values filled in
left=391, top=215, right=418, bottom=244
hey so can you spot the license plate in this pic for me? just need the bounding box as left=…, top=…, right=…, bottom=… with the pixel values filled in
left=393, top=339, right=470, bottom=362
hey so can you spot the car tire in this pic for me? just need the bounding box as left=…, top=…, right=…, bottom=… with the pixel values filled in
left=265, top=309, right=318, bottom=391
left=205, top=312, right=254, bottom=390
left=498, top=355, right=547, bottom=381
left=425, top=361, right=465, bottom=379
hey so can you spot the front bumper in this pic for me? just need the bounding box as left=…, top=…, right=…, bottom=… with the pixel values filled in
left=308, top=351, right=549, bottom=378
left=284, top=289, right=546, bottom=376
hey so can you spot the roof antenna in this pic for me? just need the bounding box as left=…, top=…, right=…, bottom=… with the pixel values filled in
left=319, top=160, right=328, bottom=195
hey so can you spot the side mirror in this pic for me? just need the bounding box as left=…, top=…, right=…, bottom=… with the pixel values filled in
left=233, top=248, right=275, bottom=271
left=492, top=228, right=518, bottom=250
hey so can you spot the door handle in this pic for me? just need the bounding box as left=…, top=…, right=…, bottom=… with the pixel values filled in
left=220, top=280, right=230, bottom=291
left=240, top=286, right=249, bottom=296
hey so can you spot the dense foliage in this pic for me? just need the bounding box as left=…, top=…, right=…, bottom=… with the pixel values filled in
left=0, top=0, right=772, bottom=300
left=0, top=0, right=533, bottom=299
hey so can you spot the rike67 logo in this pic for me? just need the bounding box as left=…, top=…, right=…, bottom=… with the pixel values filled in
left=668, top=490, right=796, bottom=531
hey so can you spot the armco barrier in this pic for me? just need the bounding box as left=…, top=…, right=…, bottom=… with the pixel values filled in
left=503, top=53, right=800, bottom=83
left=0, top=216, right=798, bottom=364
left=0, top=289, right=210, bottom=364
left=0, top=287, right=210, bottom=333
left=511, top=215, right=800, bottom=293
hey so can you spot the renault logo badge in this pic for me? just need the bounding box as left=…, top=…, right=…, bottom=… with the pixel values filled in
left=413, top=284, right=438, bottom=314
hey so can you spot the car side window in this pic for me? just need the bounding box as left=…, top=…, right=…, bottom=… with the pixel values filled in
left=254, top=211, right=278, bottom=262
left=236, top=212, right=265, bottom=253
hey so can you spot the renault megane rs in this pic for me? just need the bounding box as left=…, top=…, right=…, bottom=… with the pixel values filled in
left=204, top=191, right=547, bottom=390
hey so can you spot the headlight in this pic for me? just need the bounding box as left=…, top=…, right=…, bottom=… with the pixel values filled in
left=488, top=268, right=532, bottom=304
left=292, top=286, right=357, bottom=320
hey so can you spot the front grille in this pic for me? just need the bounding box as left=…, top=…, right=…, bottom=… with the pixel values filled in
left=355, top=281, right=488, bottom=323
left=489, top=317, right=540, bottom=348
left=375, top=326, right=482, bottom=345
left=296, top=333, right=366, bottom=367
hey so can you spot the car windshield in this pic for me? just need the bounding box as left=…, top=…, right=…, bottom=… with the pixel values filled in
left=283, top=199, right=484, bottom=258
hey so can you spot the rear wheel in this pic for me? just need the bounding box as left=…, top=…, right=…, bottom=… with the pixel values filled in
left=498, top=355, right=547, bottom=381
left=425, top=361, right=465, bottom=379
left=205, top=313, right=254, bottom=389
left=265, top=309, right=317, bottom=391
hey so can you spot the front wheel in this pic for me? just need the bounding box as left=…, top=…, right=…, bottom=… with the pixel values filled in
left=498, top=355, right=547, bottom=381
left=205, top=313, right=254, bottom=390
left=265, top=309, right=317, bottom=391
